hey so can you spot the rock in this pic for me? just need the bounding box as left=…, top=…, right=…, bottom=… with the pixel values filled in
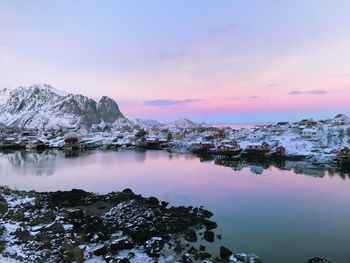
left=97, top=96, right=124, bottom=123
left=199, top=245, right=206, bottom=251
left=202, top=209, right=213, bottom=219
left=122, top=188, right=133, bottom=195
left=308, top=258, right=331, bottom=263
left=67, top=209, right=84, bottom=220
left=199, top=251, right=211, bottom=260
left=203, top=219, right=217, bottom=230
left=0, top=196, right=8, bottom=214
left=110, top=237, right=134, bottom=253
left=47, top=222, right=65, bottom=234
left=203, top=230, right=214, bottom=243
left=12, top=228, right=32, bottom=242
left=12, top=211, right=25, bottom=221
left=185, top=229, right=197, bottom=242
left=182, top=253, right=192, bottom=263
left=93, top=244, right=108, bottom=256
left=230, top=253, right=262, bottom=263
left=148, top=196, right=159, bottom=206
left=161, top=201, right=169, bottom=208
left=116, top=258, right=130, bottom=263
left=42, top=210, right=56, bottom=223
left=220, top=246, right=233, bottom=260
left=144, top=237, right=164, bottom=257
left=47, top=189, right=91, bottom=207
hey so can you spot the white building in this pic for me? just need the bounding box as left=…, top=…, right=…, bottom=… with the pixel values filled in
left=301, top=128, right=322, bottom=140
left=332, top=114, right=350, bottom=125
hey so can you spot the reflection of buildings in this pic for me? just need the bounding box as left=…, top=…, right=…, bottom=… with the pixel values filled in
left=208, top=154, right=350, bottom=179
left=293, top=167, right=326, bottom=177
left=250, top=165, right=264, bottom=174
left=214, top=158, right=244, bottom=171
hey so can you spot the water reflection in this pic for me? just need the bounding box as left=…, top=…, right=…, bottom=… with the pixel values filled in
left=0, top=150, right=60, bottom=176
left=200, top=154, right=350, bottom=179
left=0, top=150, right=349, bottom=180
left=0, top=150, right=350, bottom=262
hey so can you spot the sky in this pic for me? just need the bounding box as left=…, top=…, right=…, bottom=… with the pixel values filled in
left=0, top=0, right=350, bottom=123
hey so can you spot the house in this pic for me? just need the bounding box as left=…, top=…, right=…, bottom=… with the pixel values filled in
left=333, top=114, right=350, bottom=125
left=64, top=132, right=80, bottom=150
left=247, top=129, right=265, bottom=142
left=301, top=128, right=322, bottom=140
left=220, top=139, right=240, bottom=148
left=245, top=142, right=270, bottom=154
left=191, top=141, right=214, bottom=152
left=213, top=132, right=226, bottom=139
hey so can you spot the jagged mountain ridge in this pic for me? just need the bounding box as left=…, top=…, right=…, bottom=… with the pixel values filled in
left=0, top=84, right=125, bottom=129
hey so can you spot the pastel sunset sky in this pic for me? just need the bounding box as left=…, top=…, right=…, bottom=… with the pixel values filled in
left=1, top=0, right=350, bottom=123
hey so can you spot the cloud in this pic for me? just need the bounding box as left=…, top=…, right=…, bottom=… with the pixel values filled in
left=144, top=99, right=202, bottom=106
left=289, top=90, right=303, bottom=95
left=288, top=89, right=328, bottom=95
left=307, top=89, right=327, bottom=95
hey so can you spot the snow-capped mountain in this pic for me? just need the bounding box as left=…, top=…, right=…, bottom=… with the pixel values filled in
left=0, top=84, right=125, bottom=129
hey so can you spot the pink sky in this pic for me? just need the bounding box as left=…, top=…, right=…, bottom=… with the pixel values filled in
left=0, top=1, right=350, bottom=122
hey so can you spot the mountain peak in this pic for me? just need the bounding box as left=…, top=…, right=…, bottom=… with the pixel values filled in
left=26, top=83, right=70, bottom=97
left=0, top=84, right=125, bottom=129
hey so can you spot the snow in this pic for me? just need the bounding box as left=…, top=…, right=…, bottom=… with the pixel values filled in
left=32, top=83, right=70, bottom=97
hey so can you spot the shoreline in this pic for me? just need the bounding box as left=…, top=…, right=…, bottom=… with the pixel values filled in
left=0, top=186, right=263, bottom=263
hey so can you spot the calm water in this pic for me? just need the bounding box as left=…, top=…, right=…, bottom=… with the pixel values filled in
left=1, top=150, right=350, bottom=263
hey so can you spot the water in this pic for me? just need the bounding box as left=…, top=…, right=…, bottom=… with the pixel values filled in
left=1, top=150, right=350, bottom=263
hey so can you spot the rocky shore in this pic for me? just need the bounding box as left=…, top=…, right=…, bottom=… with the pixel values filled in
left=0, top=187, right=264, bottom=263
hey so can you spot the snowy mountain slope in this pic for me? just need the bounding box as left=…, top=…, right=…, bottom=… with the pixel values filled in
left=0, top=84, right=125, bottom=129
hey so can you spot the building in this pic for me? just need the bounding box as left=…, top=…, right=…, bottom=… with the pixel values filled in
left=333, top=114, right=350, bottom=125
left=301, top=128, right=322, bottom=140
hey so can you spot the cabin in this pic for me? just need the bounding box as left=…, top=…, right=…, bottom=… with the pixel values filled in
left=138, top=136, right=168, bottom=149
left=213, top=132, right=226, bottom=139
left=217, top=144, right=237, bottom=151
left=245, top=142, right=270, bottom=154
left=275, top=146, right=286, bottom=156
left=229, top=140, right=240, bottom=148
left=220, top=140, right=240, bottom=148
left=191, top=142, right=214, bottom=151
left=64, top=132, right=80, bottom=150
